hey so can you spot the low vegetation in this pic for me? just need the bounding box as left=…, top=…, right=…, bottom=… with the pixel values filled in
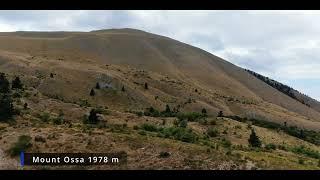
left=139, top=123, right=198, bottom=143
left=291, top=145, right=320, bottom=159
left=8, top=135, right=32, bottom=157
left=224, top=115, right=320, bottom=145
left=207, top=128, right=219, bottom=137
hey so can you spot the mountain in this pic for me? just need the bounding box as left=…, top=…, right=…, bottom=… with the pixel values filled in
left=0, top=28, right=319, bottom=170
left=1, top=28, right=320, bottom=130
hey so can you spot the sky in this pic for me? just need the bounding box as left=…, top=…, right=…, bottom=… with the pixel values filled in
left=0, top=10, right=319, bottom=101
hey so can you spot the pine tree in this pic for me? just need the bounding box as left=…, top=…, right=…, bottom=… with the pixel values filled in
left=144, top=82, right=148, bottom=90
left=248, top=129, right=262, bottom=148
left=88, top=109, right=99, bottom=124
left=165, top=104, right=171, bottom=113
left=202, top=108, right=207, bottom=115
left=23, top=103, right=28, bottom=110
left=95, top=82, right=100, bottom=89
left=0, top=73, right=10, bottom=93
left=90, top=89, right=95, bottom=96
left=299, top=129, right=305, bottom=138
left=12, top=76, right=23, bottom=89
left=0, top=94, right=14, bottom=121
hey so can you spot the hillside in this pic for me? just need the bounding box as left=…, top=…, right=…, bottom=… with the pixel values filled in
left=245, top=69, right=320, bottom=113
left=0, top=28, right=319, bottom=170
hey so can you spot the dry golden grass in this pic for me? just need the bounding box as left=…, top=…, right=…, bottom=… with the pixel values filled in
left=0, top=29, right=320, bottom=170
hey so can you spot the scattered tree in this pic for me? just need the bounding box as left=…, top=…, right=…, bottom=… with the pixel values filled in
left=0, top=73, right=10, bottom=93
left=0, top=94, right=14, bottom=121
left=23, top=103, right=28, bottom=110
left=248, top=129, right=262, bottom=148
left=121, top=86, right=125, bottom=92
left=165, top=104, right=171, bottom=114
left=95, top=82, right=100, bottom=89
left=90, top=88, right=95, bottom=96
left=201, top=108, right=207, bottom=115
left=12, top=76, right=23, bottom=89
left=299, top=129, right=305, bottom=138
left=88, top=109, right=99, bottom=124
left=217, top=110, right=223, bottom=117
left=284, top=121, right=287, bottom=127
left=144, top=82, right=148, bottom=90
left=195, top=89, right=198, bottom=93
left=50, top=73, right=54, bottom=78
left=179, top=120, right=188, bottom=128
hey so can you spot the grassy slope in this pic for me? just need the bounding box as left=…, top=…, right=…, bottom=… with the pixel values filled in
left=0, top=29, right=319, bottom=169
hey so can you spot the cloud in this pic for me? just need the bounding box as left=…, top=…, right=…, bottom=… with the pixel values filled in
left=0, top=10, right=319, bottom=100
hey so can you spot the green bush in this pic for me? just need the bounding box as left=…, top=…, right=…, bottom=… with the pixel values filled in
left=138, top=130, right=147, bottom=136
left=209, top=119, right=217, bottom=125
left=177, top=112, right=204, bottom=122
left=79, top=99, right=91, bottom=107
left=291, top=145, right=320, bottom=159
left=8, top=135, right=32, bottom=156
left=53, top=116, right=63, bottom=125
left=179, top=120, right=188, bottom=128
left=277, top=145, right=288, bottom=151
left=159, top=151, right=170, bottom=158
left=221, top=138, right=232, bottom=148
left=143, top=107, right=160, bottom=117
left=207, top=128, right=219, bottom=137
left=140, top=123, right=158, bottom=132
left=160, top=127, right=198, bottom=143
left=265, top=143, right=277, bottom=150
left=53, top=110, right=64, bottom=125
left=198, top=118, right=208, bottom=125
left=109, top=124, right=128, bottom=133
left=136, top=111, right=143, bottom=117
left=12, top=91, right=22, bottom=98
left=82, top=115, right=88, bottom=124
left=298, top=159, right=304, bottom=164
left=38, top=112, right=50, bottom=122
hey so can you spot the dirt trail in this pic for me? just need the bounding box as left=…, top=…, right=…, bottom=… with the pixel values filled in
left=0, top=148, right=20, bottom=170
